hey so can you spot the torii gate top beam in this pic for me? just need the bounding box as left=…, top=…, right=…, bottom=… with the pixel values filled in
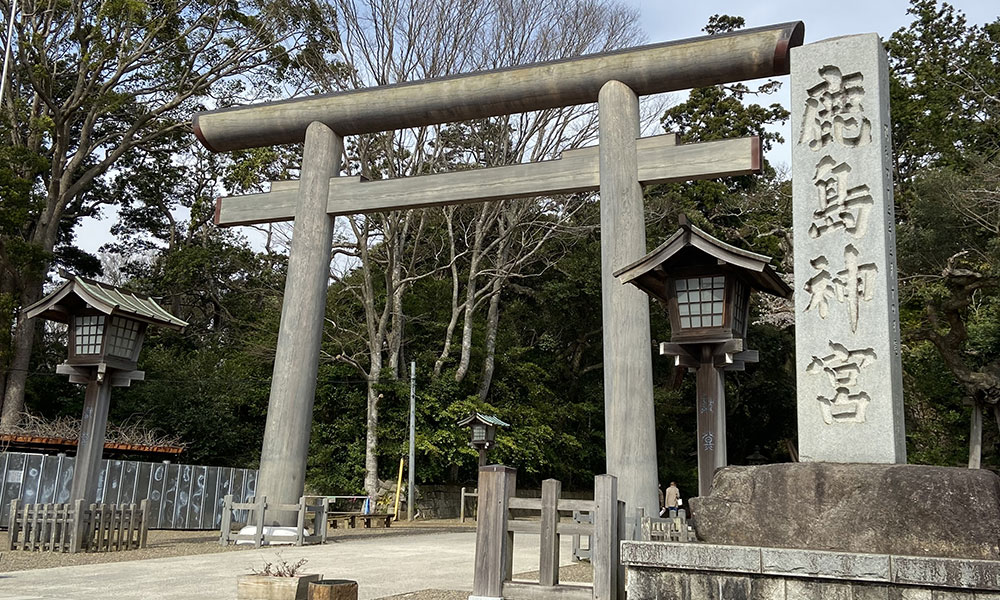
left=193, top=22, right=804, bottom=153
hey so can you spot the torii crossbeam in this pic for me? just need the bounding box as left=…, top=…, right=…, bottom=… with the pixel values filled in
left=214, top=135, right=760, bottom=226
left=193, top=22, right=804, bottom=526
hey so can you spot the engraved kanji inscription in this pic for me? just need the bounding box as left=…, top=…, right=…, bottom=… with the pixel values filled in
left=702, top=432, right=715, bottom=451
left=799, top=65, right=872, bottom=150
left=700, top=394, right=714, bottom=414
left=806, top=341, right=876, bottom=424
left=804, top=245, right=878, bottom=332
left=810, top=155, right=874, bottom=239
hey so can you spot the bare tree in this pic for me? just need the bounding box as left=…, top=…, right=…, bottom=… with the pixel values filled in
left=322, top=0, right=647, bottom=498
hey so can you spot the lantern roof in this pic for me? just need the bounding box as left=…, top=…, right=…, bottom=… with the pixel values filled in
left=457, top=412, right=510, bottom=428
left=24, top=274, right=188, bottom=331
left=613, top=216, right=792, bottom=303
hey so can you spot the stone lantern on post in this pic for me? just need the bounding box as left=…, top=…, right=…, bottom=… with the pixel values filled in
left=614, top=216, right=791, bottom=497
left=23, top=274, right=187, bottom=503
left=458, top=412, right=509, bottom=467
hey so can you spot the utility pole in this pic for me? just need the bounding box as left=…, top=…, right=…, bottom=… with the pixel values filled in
left=407, top=361, right=416, bottom=520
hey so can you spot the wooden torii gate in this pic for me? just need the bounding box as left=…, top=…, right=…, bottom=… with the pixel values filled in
left=193, top=22, right=804, bottom=525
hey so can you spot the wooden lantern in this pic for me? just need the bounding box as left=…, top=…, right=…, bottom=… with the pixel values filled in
left=614, top=216, right=791, bottom=496
left=458, top=412, right=509, bottom=467
left=23, top=274, right=186, bottom=502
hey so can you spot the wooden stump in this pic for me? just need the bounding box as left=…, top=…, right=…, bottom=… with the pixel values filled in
left=308, top=579, right=358, bottom=600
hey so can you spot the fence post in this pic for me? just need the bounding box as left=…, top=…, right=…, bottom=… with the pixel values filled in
left=592, top=474, right=618, bottom=600
left=320, top=497, right=330, bottom=543
left=220, top=494, right=233, bottom=546
left=471, top=465, right=516, bottom=600
left=69, top=499, right=86, bottom=553
left=616, top=500, right=626, bottom=600
left=539, top=478, right=561, bottom=586
left=571, top=510, right=581, bottom=563
left=460, top=487, right=466, bottom=523
left=296, top=496, right=306, bottom=546
left=8, top=500, right=19, bottom=550
left=254, top=496, right=267, bottom=549
left=139, top=499, right=150, bottom=548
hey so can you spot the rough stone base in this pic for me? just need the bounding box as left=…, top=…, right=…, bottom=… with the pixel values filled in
left=689, top=463, right=1000, bottom=559
left=621, top=542, right=1000, bottom=600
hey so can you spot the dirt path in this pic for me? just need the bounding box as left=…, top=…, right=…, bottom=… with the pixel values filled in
left=0, top=519, right=475, bottom=573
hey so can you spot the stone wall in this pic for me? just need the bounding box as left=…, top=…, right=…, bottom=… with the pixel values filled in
left=414, top=484, right=464, bottom=519
left=622, top=541, right=1000, bottom=600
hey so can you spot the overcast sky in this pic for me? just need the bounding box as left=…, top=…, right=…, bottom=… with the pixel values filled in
left=73, top=1, right=998, bottom=255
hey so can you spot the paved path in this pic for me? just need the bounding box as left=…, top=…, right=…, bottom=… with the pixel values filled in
left=0, top=530, right=577, bottom=600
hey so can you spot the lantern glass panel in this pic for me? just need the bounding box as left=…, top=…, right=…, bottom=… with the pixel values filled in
left=676, top=276, right=725, bottom=328
left=472, top=424, right=486, bottom=442
left=107, top=316, right=141, bottom=358
left=733, top=278, right=749, bottom=337
left=74, top=315, right=105, bottom=355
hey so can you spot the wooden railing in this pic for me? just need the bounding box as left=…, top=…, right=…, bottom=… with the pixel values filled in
left=571, top=510, right=593, bottom=561
left=639, top=510, right=692, bottom=542
left=219, top=495, right=329, bottom=548
left=8, top=499, right=149, bottom=553
left=460, top=486, right=478, bottom=523
left=472, top=466, right=623, bottom=600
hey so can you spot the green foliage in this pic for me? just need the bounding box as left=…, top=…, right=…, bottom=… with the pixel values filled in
left=890, top=1, right=1000, bottom=466
left=12, top=2, right=1000, bottom=498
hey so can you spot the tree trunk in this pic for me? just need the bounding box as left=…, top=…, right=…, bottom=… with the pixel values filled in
left=455, top=205, right=489, bottom=383
left=434, top=209, right=461, bottom=377
left=1, top=284, right=43, bottom=428
left=969, top=401, right=983, bottom=469
left=477, top=212, right=512, bottom=400
left=364, top=378, right=381, bottom=501
left=477, top=282, right=502, bottom=400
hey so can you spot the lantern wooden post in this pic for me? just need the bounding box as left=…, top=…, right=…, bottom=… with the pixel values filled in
left=23, top=274, right=187, bottom=503
left=69, top=379, right=113, bottom=503
left=616, top=219, right=791, bottom=497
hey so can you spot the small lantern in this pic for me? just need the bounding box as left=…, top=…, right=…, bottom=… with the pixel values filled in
left=747, top=446, right=769, bottom=466
left=614, top=216, right=791, bottom=497
left=23, top=273, right=186, bottom=503
left=615, top=215, right=789, bottom=348
left=27, top=274, right=186, bottom=374
left=457, top=412, right=509, bottom=467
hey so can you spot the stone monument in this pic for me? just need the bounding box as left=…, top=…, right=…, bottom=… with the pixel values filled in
left=621, top=32, right=1000, bottom=600
left=791, top=33, right=905, bottom=463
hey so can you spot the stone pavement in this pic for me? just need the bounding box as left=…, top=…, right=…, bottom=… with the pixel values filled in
left=0, top=530, right=576, bottom=600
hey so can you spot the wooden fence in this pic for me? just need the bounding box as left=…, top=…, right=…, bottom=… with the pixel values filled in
left=8, top=499, right=149, bottom=553
left=472, top=467, right=624, bottom=600
left=639, top=510, right=691, bottom=542
left=460, top=486, right=477, bottom=523
left=0, top=451, right=257, bottom=530
left=219, top=495, right=329, bottom=548
left=571, top=510, right=593, bottom=561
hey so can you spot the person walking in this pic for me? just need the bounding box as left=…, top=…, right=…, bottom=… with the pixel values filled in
left=664, top=481, right=681, bottom=515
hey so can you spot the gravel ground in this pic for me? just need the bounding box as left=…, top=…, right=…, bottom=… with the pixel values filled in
left=372, top=562, right=594, bottom=600
left=0, top=518, right=475, bottom=573
left=0, top=517, right=593, bottom=600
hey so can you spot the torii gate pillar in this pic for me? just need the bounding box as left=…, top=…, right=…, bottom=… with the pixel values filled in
left=599, top=81, right=660, bottom=520
left=256, top=122, right=342, bottom=523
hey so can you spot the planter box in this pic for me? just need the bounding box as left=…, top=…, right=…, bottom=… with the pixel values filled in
left=237, top=573, right=322, bottom=600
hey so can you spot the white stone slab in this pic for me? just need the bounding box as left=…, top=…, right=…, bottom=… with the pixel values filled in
left=891, top=556, right=1000, bottom=590
left=791, top=34, right=905, bottom=463
left=236, top=525, right=299, bottom=545
left=620, top=541, right=760, bottom=573
left=761, top=547, right=889, bottom=582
